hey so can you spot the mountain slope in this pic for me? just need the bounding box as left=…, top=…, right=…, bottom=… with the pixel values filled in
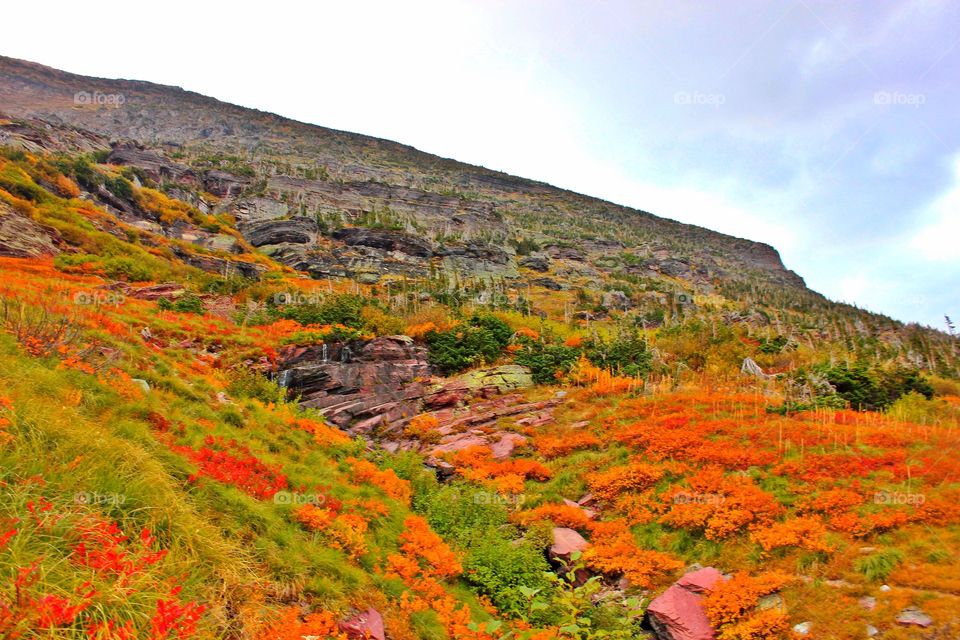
left=0, top=56, right=958, bottom=640
left=0, top=55, right=804, bottom=288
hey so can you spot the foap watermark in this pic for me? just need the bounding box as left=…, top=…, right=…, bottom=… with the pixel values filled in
left=74, top=91, right=126, bottom=108
left=273, top=491, right=327, bottom=506
left=873, top=490, right=925, bottom=506
left=73, top=291, right=126, bottom=306
left=874, top=91, right=925, bottom=108
left=674, top=91, right=726, bottom=108
left=471, top=490, right=527, bottom=506
left=673, top=491, right=726, bottom=506
left=273, top=291, right=324, bottom=306
left=74, top=491, right=126, bottom=506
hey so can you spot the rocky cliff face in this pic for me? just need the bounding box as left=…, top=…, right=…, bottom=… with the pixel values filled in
left=0, top=55, right=805, bottom=291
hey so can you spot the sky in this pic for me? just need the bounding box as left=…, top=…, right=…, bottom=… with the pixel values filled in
left=2, top=0, right=958, bottom=329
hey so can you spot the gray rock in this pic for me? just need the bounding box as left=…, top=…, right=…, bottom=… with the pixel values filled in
left=896, top=606, right=932, bottom=627
left=203, top=170, right=251, bottom=197
left=601, top=290, right=633, bottom=310
left=107, top=143, right=199, bottom=187
left=242, top=217, right=319, bottom=247
left=531, top=277, right=564, bottom=290
left=333, top=227, right=432, bottom=257
left=519, top=255, right=550, bottom=272
left=0, top=201, right=59, bottom=257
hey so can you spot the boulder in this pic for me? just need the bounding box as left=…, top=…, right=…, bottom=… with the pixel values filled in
left=548, top=527, right=591, bottom=585
left=338, top=607, right=385, bottom=640
left=127, top=282, right=185, bottom=300
left=277, top=336, right=431, bottom=432
left=519, top=255, right=550, bottom=272
left=424, top=386, right=468, bottom=409
left=896, top=606, right=932, bottom=628
left=532, top=277, right=564, bottom=291
left=562, top=498, right=596, bottom=519
left=549, top=527, right=589, bottom=561
left=429, top=432, right=489, bottom=456
left=646, top=567, right=725, bottom=640
left=676, top=567, right=724, bottom=594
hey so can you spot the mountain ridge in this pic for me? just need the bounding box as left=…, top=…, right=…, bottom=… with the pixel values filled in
left=0, top=54, right=804, bottom=289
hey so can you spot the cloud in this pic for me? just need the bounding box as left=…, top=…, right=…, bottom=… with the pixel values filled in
left=909, top=155, right=960, bottom=261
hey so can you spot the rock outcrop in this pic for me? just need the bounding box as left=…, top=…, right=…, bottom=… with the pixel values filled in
left=277, top=336, right=432, bottom=434
left=107, top=143, right=199, bottom=187
left=241, top=217, right=319, bottom=247
left=332, top=227, right=432, bottom=257
left=0, top=201, right=59, bottom=257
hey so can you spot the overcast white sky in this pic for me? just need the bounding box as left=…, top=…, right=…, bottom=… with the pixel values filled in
left=2, top=0, right=958, bottom=328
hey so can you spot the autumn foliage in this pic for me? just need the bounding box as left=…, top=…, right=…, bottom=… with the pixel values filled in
left=703, top=572, right=790, bottom=640
left=582, top=519, right=682, bottom=587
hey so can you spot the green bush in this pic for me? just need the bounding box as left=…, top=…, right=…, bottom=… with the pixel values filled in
left=104, top=176, right=134, bottom=200
left=425, top=314, right=512, bottom=374
left=226, top=368, right=285, bottom=404
left=274, top=293, right=367, bottom=328
left=514, top=342, right=579, bottom=384
left=814, top=363, right=933, bottom=411
left=462, top=535, right=553, bottom=617
left=758, top=335, right=789, bottom=354
left=158, top=292, right=205, bottom=315
left=854, top=549, right=904, bottom=582
left=102, top=256, right=153, bottom=282
left=585, top=327, right=652, bottom=377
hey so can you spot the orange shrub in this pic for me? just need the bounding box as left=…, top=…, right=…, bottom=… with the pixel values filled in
left=294, top=505, right=369, bottom=560
left=797, top=489, right=864, bottom=516
left=703, top=572, right=790, bottom=639
left=289, top=417, right=351, bottom=446
left=583, top=519, right=682, bottom=587
left=750, top=516, right=832, bottom=554
left=660, top=467, right=783, bottom=540
left=54, top=175, right=81, bottom=198
left=405, top=413, right=440, bottom=441
left=294, top=504, right=336, bottom=531
left=0, top=396, right=12, bottom=446
left=533, top=430, right=600, bottom=459
left=389, top=515, right=462, bottom=580
left=255, top=608, right=346, bottom=640
left=512, top=503, right=592, bottom=530
left=514, top=327, right=540, bottom=340
left=346, top=457, right=412, bottom=504
left=563, top=335, right=583, bottom=348
left=571, top=356, right=639, bottom=396
left=448, top=446, right=551, bottom=494
left=587, top=460, right=664, bottom=502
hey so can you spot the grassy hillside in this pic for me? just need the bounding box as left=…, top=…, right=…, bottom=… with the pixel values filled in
left=0, top=65, right=958, bottom=639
